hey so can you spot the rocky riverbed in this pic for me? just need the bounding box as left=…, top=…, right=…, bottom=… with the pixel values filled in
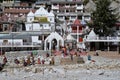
left=0, top=54, right=120, bottom=80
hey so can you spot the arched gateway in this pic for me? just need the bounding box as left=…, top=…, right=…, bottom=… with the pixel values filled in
left=44, top=32, right=64, bottom=51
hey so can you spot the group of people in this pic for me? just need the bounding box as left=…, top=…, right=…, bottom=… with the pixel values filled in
left=13, top=53, right=35, bottom=67
left=13, top=52, right=55, bottom=67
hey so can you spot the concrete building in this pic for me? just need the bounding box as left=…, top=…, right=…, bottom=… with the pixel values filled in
left=0, top=0, right=119, bottom=53
left=0, top=7, right=56, bottom=52
left=51, top=0, right=91, bottom=21
left=34, top=0, right=91, bottom=22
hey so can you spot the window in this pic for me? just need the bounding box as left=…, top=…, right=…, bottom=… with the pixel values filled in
left=3, top=25, right=8, bottom=31
left=29, top=25, right=32, bottom=30
left=50, top=18, right=52, bottom=21
left=66, top=4, right=69, bottom=6
left=66, top=10, right=69, bottom=13
left=44, top=35, right=47, bottom=40
left=78, top=15, right=82, bottom=19
left=38, top=35, right=42, bottom=40
left=77, top=10, right=82, bottom=12
left=84, top=16, right=90, bottom=19
left=58, top=16, right=63, bottom=19
left=59, top=4, right=64, bottom=7
left=59, top=10, right=64, bottom=13
left=53, top=10, right=57, bottom=13
left=23, top=39, right=27, bottom=42
left=40, top=24, right=43, bottom=27
left=53, top=3, right=57, bottom=6
left=77, top=4, right=81, bottom=6
left=30, top=18, right=32, bottom=21
left=3, top=40, right=8, bottom=43
left=71, top=16, right=76, bottom=19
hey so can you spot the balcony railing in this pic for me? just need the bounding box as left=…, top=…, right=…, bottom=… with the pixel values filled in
left=0, top=42, right=41, bottom=47
left=86, top=36, right=120, bottom=42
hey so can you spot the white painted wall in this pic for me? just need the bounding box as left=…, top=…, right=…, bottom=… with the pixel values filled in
left=48, top=17, right=55, bottom=23
left=27, top=16, right=34, bottom=22
left=0, top=39, right=23, bottom=45
left=25, top=23, right=51, bottom=31
left=32, top=36, right=42, bottom=44
left=26, top=7, right=55, bottom=31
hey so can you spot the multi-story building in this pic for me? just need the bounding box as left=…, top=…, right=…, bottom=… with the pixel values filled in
left=0, top=0, right=119, bottom=52
left=34, top=0, right=91, bottom=22
left=25, top=7, right=55, bottom=46
left=0, top=0, right=36, bottom=32
left=51, top=0, right=91, bottom=21
left=0, top=7, right=56, bottom=52
left=35, top=0, right=51, bottom=9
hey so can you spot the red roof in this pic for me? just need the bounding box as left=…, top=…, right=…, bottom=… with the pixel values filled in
left=4, top=9, right=36, bottom=14
left=73, top=19, right=81, bottom=25
left=71, top=19, right=82, bottom=27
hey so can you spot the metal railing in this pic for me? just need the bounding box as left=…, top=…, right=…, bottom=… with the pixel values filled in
left=86, top=36, right=120, bottom=42
left=0, top=42, right=41, bottom=47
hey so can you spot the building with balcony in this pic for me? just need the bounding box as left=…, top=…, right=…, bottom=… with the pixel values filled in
left=34, top=0, right=91, bottom=22
left=64, top=18, right=89, bottom=49
left=35, top=0, right=51, bottom=9
left=51, top=0, right=89, bottom=21
left=0, top=7, right=56, bottom=52
left=85, top=30, right=120, bottom=51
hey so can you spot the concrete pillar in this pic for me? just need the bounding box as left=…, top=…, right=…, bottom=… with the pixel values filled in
left=49, top=42, right=51, bottom=50
left=107, top=42, right=109, bottom=51
left=44, top=40, right=46, bottom=51
left=41, top=35, right=44, bottom=50
left=117, top=44, right=119, bottom=53
left=57, top=40, right=59, bottom=50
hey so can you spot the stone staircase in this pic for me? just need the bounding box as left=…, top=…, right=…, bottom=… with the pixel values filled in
left=60, top=56, right=84, bottom=65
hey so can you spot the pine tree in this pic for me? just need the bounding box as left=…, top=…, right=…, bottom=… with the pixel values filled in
left=0, top=0, right=3, bottom=2
left=91, top=0, right=119, bottom=36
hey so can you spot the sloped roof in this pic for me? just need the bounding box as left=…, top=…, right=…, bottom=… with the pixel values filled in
left=87, top=30, right=97, bottom=40
left=73, top=19, right=81, bottom=25
left=27, top=10, right=34, bottom=17
left=66, top=34, right=75, bottom=40
left=47, top=11, right=54, bottom=17
left=71, top=19, right=82, bottom=27
left=45, top=32, right=64, bottom=43
left=4, top=9, right=35, bottom=14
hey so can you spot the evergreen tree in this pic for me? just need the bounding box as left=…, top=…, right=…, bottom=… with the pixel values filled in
left=0, top=0, right=3, bottom=2
left=91, top=0, right=119, bottom=36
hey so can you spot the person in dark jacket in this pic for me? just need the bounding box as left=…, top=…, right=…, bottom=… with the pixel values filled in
left=0, top=63, right=5, bottom=71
